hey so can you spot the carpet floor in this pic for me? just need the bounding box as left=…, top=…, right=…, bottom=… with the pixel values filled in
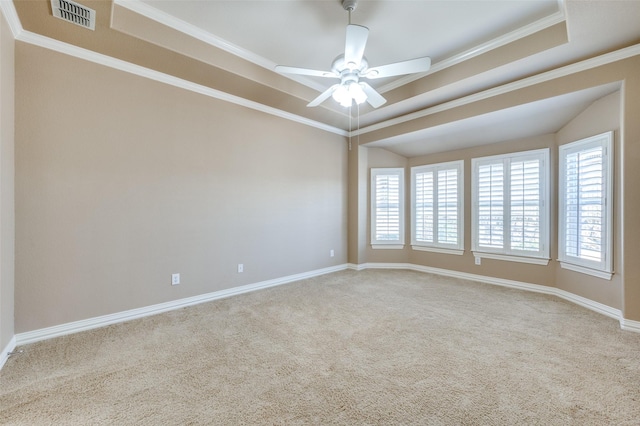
left=1, top=269, right=640, bottom=425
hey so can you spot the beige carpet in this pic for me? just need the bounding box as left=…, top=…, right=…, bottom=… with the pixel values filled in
left=2, top=269, right=640, bottom=425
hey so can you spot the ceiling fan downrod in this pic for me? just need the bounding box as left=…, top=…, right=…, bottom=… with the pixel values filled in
left=342, top=0, right=357, bottom=24
left=274, top=0, right=431, bottom=109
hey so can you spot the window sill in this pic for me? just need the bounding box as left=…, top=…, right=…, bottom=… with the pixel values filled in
left=559, top=261, right=613, bottom=280
left=472, top=252, right=550, bottom=265
left=412, top=245, right=464, bottom=256
left=371, top=244, right=405, bottom=250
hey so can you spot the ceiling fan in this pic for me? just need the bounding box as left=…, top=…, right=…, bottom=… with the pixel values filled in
left=275, top=0, right=431, bottom=109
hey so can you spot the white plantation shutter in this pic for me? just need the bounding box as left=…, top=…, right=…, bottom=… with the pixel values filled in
left=472, top=149, right=548, bottom=259
left=510, top=159, right=541, bottom=252
left=375, top=174, right=400, bottom=240
left=371, top=168, right=405, bottom=247
left=414, top=170, right=434, bottom=243
left=565, top=148, right=602, bottom=260
left=437, top=168, right=460, bottom=245
left=411, top=161, right=463, bottom=251
left=559, top=132, right=613, bottom=276
left=477, top=162, right=504, bottom=249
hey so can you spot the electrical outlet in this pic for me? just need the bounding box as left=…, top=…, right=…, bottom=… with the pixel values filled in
left=330, top=249, right=335, bottom=257
left=474, top=256, right=481, bottom=265
left=171, top=273, right=180, bottom=285
left=237, top=264, right=244, bottom=273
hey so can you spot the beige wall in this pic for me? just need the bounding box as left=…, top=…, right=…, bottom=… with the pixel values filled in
left=555, top=91, right=622, bottom=309
left=0, top=10, right=15, bottom=352
left=347, top=144, right=368, bottom=265
left=15, top=43, right=348, bottom=333
left=354, top=55, right=640, bottom=320
left=620, top=66, right=640, bottom=321
left=365, top=148, right=409, bottom=264
left=406, top=134, right=557, bottom=287
left=6, top=19, right=640, bottom=339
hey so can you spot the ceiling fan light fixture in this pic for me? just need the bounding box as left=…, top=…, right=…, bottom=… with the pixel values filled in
left=350, top=83, right=367, bottom=104
left=331, top=84, right=351, bottom=107
left=275, top=0, right=431, bottom=109
left=331, top=82, right=367, bottom=107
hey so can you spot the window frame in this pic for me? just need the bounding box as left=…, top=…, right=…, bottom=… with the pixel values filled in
left=558, top=131, right=614, bottom=279
left=471, top=148, right=550, bottom=264
left=410, top=160, right=464, bottom=255
left=371, top=167, right=405, bottom=249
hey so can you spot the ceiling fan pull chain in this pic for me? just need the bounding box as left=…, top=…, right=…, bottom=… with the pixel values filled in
left=348, top=104, right=352, bottom=151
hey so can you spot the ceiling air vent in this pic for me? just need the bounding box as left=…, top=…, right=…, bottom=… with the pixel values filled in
left=50, top=0, right=96, bottom=31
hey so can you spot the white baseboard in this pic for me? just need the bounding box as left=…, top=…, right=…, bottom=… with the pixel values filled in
left=1, top=335, right=17, bottom=370
left=410, top=264, right=622, bottom=320
left=9, top=260, right=640, bottom=351
left=620, top=318, right=640, bottom=333
left=361, top=262, right=633, bottom=331
left=15, top=264, right=349, bottom=346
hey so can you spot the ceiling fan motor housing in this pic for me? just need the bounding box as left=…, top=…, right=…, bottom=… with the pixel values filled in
left=342, top=0, right=358, bottom=12
left=274, top=0, right=430, bottom=108
left=332, top=54, right=368, bottom=75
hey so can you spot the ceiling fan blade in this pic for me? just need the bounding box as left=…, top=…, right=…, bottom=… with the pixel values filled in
left=364, top=57, right=431, bottom=79
left=360, top=82, right=387, bottom=108
left=275, top=65, right=338, bottom=78
left=344, top=24, right=369, bottom=68
left=307, top=84, right=339, bottom=107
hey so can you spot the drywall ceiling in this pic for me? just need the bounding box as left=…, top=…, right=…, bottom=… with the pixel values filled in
left=7, top=0, right=640, bottom=157
left=137, top=0, right=558, bottom=87
left=364, top=82, right=622, bottom=157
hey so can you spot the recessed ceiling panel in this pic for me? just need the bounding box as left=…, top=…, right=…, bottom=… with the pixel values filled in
left=139, top=0, right=560, bottom=77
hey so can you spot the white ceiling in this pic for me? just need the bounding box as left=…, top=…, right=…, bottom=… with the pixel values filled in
left=129, top=0, right=640, bottom=156
left=139, top=0, right=560, bottom=91
left=365, top=82, right=621, bottom=157
left=140, top=0, right=558, bottom=77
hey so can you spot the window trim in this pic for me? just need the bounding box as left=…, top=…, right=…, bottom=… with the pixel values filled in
left=472, top=251, right=550, bottom=265
left=371, top=167, right=405, bottom=249
left=558, top=131, right=613, bottom=278
left=410, top=160, right=464, bottom=254
left=471, top=148, right=550, bottom=261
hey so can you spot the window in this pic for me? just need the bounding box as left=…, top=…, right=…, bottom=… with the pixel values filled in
left=411, top=161, right=464, bottom=254
left=472, top=149, right=549, bottom=264
left=371, top=168, right=405, bottom=249
left=558, top=132, right=613, bottom=279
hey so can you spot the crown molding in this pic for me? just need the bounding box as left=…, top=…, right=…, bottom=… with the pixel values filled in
left=377, top=7, right=568, bottom=94
left=352, top=43, right=640, bottom=137
left=5, top=0, right=639, bottom=142
left=113, top=0, right=272, bottom=70
left=0, top=0, right=23, bottom=38
left=112, top=0, right=327, bottom=93
left=113, top=0, right=568, bottom=98
left=15, top=30, right=347, bottom=137
left=0, top=0, right=345, bottom=135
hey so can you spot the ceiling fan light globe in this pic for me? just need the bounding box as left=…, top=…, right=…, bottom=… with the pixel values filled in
left=332, top=84, right=350, bottom=104
left=331, top=85, right=348, bottom=101
left=350, top=83, right=367, bottom=104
